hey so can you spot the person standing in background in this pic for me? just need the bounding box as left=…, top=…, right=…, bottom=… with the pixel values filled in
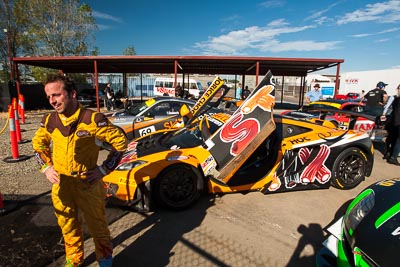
left=32, top=74, right=128, bottom=266
left=242, top=86, right=251, bottom=99
left=235, top=83, right=242, bottom=100
left=175, top=83, right=183, bottom=98
left=305, top=83, right=323, bottom=104
left=104, top=83, right=116, bottom=111
left=359, top=81, right=388, bottom=116
left=382, top=92, right=397, bottom=160
left=386, top=85, right=400, bottom=166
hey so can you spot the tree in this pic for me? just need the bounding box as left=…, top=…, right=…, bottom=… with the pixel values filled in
left=0, top=0, right=16, bottom=82
left=13, top=0, right=98, bottom=57
left=123, top=45, right=136, bottom=56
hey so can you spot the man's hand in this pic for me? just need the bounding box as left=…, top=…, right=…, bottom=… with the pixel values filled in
left=43, top=166, right=60, bottom=184
left=81, top=167, right=104, bottom=184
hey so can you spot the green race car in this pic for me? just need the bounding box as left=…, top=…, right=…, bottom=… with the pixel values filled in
left=318, top=178, right=400, bottom=267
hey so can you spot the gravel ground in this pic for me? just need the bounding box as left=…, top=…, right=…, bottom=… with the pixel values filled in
left=0, top=110, right=52, bottom=202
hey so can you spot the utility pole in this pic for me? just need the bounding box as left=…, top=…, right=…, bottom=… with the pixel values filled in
left=3, top=28, right=13, bottom=81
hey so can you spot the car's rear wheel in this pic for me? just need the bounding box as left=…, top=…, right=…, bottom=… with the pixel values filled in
left=331, top=147, right=367, bottom=189
left=154, top=164, right=203, bottom=210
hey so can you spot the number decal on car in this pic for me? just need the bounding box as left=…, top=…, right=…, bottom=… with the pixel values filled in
left=139, top=126, right=156, bottom=136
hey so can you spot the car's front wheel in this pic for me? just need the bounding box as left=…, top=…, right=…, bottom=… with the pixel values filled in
left=331, top=147, right=367, bottom=189
left=154, top=164, right=203, bottom=210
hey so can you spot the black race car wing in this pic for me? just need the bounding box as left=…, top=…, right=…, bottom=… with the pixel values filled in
left=300, top=107, right=377, bottom=131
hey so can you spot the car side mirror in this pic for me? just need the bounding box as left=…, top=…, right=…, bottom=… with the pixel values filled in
left=179, top=104, right=193, bottom=125
left=179, top=104, right=191, bottom=117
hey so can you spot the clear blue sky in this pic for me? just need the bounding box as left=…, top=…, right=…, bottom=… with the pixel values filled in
left=84, top=0, right=400, bottom=73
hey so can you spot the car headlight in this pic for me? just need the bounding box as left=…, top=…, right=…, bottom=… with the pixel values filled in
left=344, top=189, right=375, bottom=236
left=116, top=160, right=147, bottom=170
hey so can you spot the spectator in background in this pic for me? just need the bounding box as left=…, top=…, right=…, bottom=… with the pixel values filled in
left=305, top=83, right=323, bottom=104
left=386, top=84, right=400, bottom=166
left=382, top=92, right=397, bottom=159
left=175, top=83, right=183, bottom=98
left=235, top=83, right=242, bottom=100
left=359, top=81, right=388, bottom=116
left=361, top=90, right=366, bottom=97
left=104, top=83, right=116, bottom=111
left=242, top=86, right=251, bottom=99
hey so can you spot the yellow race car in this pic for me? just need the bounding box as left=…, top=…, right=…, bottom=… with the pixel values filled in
left=103, top=72, right=374, bottom=212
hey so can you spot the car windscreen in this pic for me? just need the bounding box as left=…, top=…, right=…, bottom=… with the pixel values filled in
left=164, top=119, right=221, bottom=148
left=126, top=101, right=152, bottom=116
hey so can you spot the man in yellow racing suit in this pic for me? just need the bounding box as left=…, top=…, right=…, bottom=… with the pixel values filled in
left=32, top=74, right=127, bottom=267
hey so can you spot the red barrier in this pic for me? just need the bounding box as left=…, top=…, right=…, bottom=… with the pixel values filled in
left=2, top=105, right=30, bottom=163
left=8, top=104, right=19, bottom=159
left=12, top=98, right=22, bottom=143
left=18, top=94, right=25, bottom=124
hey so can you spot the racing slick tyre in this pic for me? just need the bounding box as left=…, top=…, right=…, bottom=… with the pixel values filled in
left=331, top=147, right=367, bottom=190
left=154, top=164, right=204, bottom=210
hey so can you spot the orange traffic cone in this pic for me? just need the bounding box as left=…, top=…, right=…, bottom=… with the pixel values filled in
left=3, top=104, right=30, bottom=163
left=18, top=94, right=26, bottom=124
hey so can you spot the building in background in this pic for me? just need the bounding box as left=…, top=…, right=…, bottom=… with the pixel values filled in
left=339, top=68, right=400, bottom=96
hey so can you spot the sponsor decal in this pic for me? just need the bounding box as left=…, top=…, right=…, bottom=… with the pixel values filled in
left=220, top=113, right=260, bottom=156
left=119, top=177, right=137, bottom=185
left=289, top=137, right=311, bottom=145
left=392, top=227, right=400, bottom=237
left=318, top=131, right=333, bottom=139
left=135, top=117, right=144, bottom=122
left=97, top=121, right=108, bottom=127
left=219, top=85, right=274, bottom=156
left=345, top=78, right=359, bottom=84
left=156, top=87, right=174, bottom=95
left=114, top=117, right=127, bottom=122
left=377, top=178, right=400, bottom=187
left=118, top=142, right=139, bottom=165
left=76, top=130, right=90, bottom=137
left=190, top=76, right=224, bottom=117
left=208, top=113, right=229, bottom=124
left=268, top=144, right=332, bottom=191
left=201, top=155, right=217, bottom=176
left=164, top=119, right=181, bottom=129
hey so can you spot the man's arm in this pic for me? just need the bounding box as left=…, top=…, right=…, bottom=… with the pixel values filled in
left=32, top=114, right=60, bottom=184
left=94, top=113, right=128, bottom=173
left=383, top=92, right=388, bottom=105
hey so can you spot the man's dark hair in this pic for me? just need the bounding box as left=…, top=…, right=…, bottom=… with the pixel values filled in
left=44, top=73, right=77, bottom=93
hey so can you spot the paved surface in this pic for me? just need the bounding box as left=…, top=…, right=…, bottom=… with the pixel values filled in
left=46, top=143, right=396, bottom=267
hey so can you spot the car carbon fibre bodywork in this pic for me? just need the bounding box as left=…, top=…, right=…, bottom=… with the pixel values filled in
left=107, top=76, right=227, bottom=140
left=107, top=97, right=219, bottom=140
left=103, top=71, right=374, bottom=212
left=317, top=178, right=400, bottom=267
left=281, top=99, right=387, bottom=141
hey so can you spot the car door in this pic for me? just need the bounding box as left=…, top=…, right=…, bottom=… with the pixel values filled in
left=203, top=71, right=276, bottom=185
left=133, top=101, right=186, bottom=138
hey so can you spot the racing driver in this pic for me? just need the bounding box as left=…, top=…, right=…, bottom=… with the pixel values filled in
left=32, top=74, right=127, bottom=267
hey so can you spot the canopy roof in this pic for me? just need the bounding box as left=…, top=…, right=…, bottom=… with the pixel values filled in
left=12, top=55, right=343, bottom=77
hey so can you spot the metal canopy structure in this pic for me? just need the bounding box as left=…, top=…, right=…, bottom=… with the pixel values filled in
left=12, top=55, right=344, bottom=110
left=12, top=55, right=343, bottom=77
